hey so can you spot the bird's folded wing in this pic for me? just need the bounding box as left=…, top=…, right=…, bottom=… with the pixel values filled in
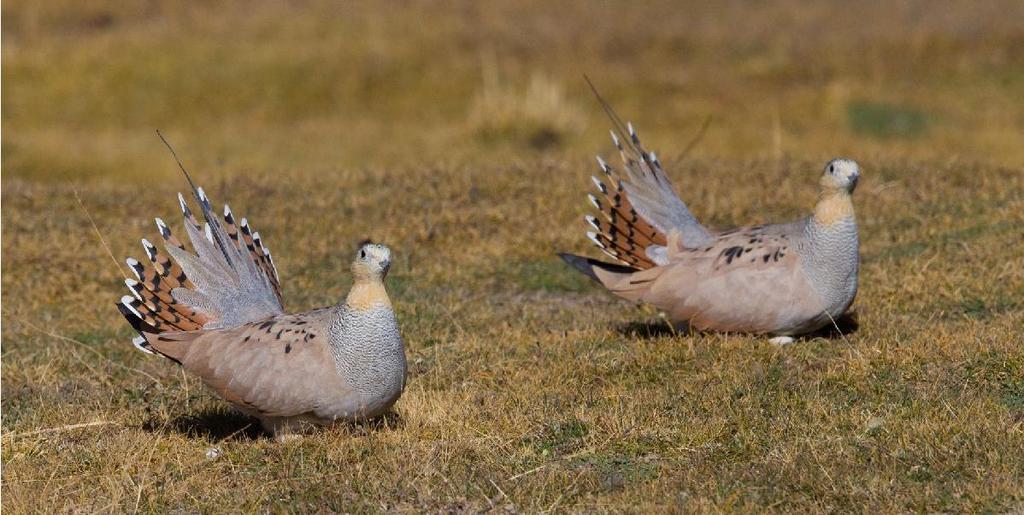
left=150, top=309, right=347, bottom=418
left=645, top=226, right=823, bottom=332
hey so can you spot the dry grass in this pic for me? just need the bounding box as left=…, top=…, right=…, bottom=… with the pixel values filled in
left=3, top=0, right=1024, bottom=512
left=468, top=66, right=585, bottom=150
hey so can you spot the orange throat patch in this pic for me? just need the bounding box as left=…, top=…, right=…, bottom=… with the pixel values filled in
left=345, top=281, right=391, bottom=311
left=813, top=191, right=855, bottom=226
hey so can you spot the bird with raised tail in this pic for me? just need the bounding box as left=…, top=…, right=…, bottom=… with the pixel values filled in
left=117, top=170, right=406, bottom=440
left=559, top=108, right=860, bottom=342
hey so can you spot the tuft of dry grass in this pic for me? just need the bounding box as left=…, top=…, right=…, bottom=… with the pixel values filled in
left=468, top=64, right=585, bottom=150
left=3, top=0, right=1024, bottom=512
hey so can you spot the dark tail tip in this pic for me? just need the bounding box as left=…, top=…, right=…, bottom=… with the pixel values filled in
left=558, top=253, right=637, bottom=283
left=558, top=253, right=598, bottom=281
left=116, top=301, right=158, bottom=334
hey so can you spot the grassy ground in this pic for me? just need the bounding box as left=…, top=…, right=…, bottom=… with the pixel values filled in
left=3, top=1, right=1024, bottom=512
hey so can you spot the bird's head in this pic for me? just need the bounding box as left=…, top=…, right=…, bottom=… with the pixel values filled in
left=351, top=241, right=392, bottom=281
left=819, top=158, right=860, bottom=194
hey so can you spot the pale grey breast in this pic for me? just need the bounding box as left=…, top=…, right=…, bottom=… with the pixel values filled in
left=798, top=217, right=860, bottom=319
left=326, top=306, right=407, bottom=417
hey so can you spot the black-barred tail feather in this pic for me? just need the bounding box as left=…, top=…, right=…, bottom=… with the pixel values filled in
left=561, top=78, right=718, bottom=284
left=119, top=138, right=285, bottom=354
left=581, top=77, right=714, bottom=250
left=224, top=206, right=282, bottom=303
left=584, top=155, right=668, bottom=270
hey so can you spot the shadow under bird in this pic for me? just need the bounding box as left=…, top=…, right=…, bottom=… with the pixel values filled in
left=560, top=101, right=860, bottom=342
left=116, top=165, right=406, bottom=440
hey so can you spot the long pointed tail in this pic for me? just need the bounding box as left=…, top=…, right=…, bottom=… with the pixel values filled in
left=558, top=252, right=665, bottom=303
left=581, top=76, right=714, bottom=253
left=118, top=136, right=284, bottom=355
left=117, top=192, right=284, bottom=353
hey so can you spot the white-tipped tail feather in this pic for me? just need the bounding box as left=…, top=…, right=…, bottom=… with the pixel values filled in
left=132, top=335, right=154, bottom=354
left=155, top=218, right=171, bottom=239
left=125, top=279, right=144, bottom=303
left=125, top=258, right=142, bottom=279
left=121, top=295, right=143, bottom=319
left=118, top=181, right=285, bottom=352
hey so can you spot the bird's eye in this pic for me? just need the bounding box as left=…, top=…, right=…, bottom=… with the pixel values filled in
left=828, top=164, right=835, bottom=174
left=360, top=249, right=366, bottom=259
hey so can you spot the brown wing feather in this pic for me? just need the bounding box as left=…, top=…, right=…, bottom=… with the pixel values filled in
left=593, top=163, right=666, bottom=246
left=587, top=223, right=656, bottom=269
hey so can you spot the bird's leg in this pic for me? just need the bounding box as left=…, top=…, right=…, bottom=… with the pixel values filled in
left=275, top=432, right=304, bottom=443
left=262, top=417, right=306, bottom=443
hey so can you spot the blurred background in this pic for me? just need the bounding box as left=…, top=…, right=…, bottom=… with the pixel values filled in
left=4, top=0, right=1024, bottom=182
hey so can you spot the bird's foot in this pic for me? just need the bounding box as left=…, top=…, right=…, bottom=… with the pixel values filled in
left=769, top=336, right=795, bottom=345
left=274, top=432, right=304, bottom=443
left=263, top=417, right=308, bottom=443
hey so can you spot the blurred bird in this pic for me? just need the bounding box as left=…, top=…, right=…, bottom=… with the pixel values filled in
left=117, top=155, right=406, bottom=440
left=560, top=92, right=860, bottom=342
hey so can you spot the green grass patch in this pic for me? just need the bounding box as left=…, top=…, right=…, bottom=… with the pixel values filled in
left=525, top=418, right=590, bottom=455
left=847, top=101, right=928, bottom=138
left=500, top=258, right=594, bottom=293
